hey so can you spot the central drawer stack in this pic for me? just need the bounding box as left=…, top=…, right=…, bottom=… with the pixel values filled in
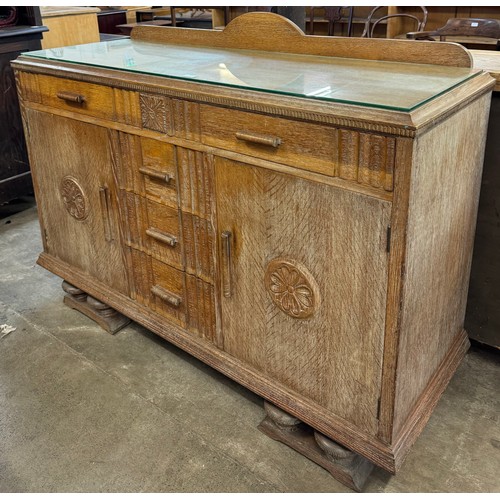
left=113, top=129, right=217, bottom=344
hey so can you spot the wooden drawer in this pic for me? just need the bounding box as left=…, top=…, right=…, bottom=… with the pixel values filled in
left=128, top=248, right=216, bottom=340
left=37, top=74, right=115, bottom=121
left=128, top=248, right=185, bottom=326
left=145, top=198, right=182, bottom=269
left=200, top=104, right=338, bottom=175
left=152, top=259, right=218, bottom=340
left=151, top=257, right=186, bottom=326
left=140, top=137, right=178, bottom=208
left=122, top=192, right=183, bottom=270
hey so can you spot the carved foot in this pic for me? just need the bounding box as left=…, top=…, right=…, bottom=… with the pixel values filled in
left=314, top=431, right=374, bottom=491
left=62, top=281, right=87, bottom=302
left=258, top=401, right=374, bottom=492
left=62, top=280, right=130, bottom=334
left=263, top=401, right=301, bottom=431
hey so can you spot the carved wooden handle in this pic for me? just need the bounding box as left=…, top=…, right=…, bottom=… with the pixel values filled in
left=56, top=91, right=86, bottom=104
left=99, top=186, right=112, bottom=242
left=151, top=285, right=182, bottom=308
left=221, top=230, right=233, bottom=298
left=146, top=227, right=178, bottom=247
left=139, top=166, right=174, bottom=183
left=235, top=131, right=282, bottom=148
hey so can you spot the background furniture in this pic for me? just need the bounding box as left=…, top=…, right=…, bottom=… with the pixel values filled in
left=362, top=6, right=428, bottom=38
left=40, top=6, right=100, bottom=49
left=121, top=6, right=150, bottom=24
left=305, top=6, right=374, bottom=37
left=168, top=7, right=218, bottom=28
left=466, top=49, right=500, bottom=349
left=135, top=7, right=172, bottom=22
left=387, top=6, right=500, bottom=38
left=97, top=9, right=128, bottom=35
left=13, top=13, right=493, bottom=490
left=308, top=7, right=354, bottom=36
left=117, top=20, right=173, bottom=36
left=135, top=7, right=219, bottom=27
left=407, top=18, right=500, bottom=50
left=0, top=6, right=47, bottom=204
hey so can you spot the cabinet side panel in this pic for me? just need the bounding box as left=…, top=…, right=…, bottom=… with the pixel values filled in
left=393, top=94, right=491, bottom=438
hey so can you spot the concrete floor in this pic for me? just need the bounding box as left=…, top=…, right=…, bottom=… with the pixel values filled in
left=0, top=205, right=499, bottom=493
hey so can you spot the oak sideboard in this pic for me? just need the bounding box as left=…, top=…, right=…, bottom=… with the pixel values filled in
left=13, top=13, right=494, bottom=491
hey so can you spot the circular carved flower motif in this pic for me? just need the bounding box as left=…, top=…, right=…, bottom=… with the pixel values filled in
left=264, top=259, right=319, bottom=319
left=60, top=176, right=88, bottom=220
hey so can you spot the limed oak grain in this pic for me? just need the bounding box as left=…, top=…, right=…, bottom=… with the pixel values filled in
left=14, top=13, right=494, bottom=484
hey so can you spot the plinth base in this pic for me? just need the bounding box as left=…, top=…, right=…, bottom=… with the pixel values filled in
left=62, top=280, right=130, bottom=334
left=258, top=401, right=374, bottom=492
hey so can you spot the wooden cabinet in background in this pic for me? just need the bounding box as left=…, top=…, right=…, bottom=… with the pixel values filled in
left=13, top=13, right=494, bottom=491
left=0, top=6, right=46, bottom=204
left=40, top=7, right=100, bottom=49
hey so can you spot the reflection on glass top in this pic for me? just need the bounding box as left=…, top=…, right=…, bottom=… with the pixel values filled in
left=24, top=38, right=480, bottom=111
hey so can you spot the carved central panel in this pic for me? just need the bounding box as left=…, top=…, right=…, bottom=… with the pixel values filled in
left=264, top=259, right=320, bottom=319
left=140, top=93, right=171, bottom=134
left=60, top=176, right=88, bottom=220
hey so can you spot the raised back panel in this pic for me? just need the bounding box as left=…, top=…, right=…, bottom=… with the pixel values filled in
left=132, top=12, right=473, bottom=67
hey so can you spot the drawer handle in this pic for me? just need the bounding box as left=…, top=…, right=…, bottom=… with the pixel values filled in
left=99, top=186, right=112, bottom=242
left=151, top=285, right=182, bottom=308
left=235, top=131, right=282, bottom=148
left=221, top=230, right=233, bottom=298
left=56, top=91, right=86, bottom=104
left=139, top=166, right=174, bottom=184
left=146, top=227, right=178, bottom=247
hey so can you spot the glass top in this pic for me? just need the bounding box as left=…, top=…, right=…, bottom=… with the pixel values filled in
left=24, top=38, right=480, bottom=112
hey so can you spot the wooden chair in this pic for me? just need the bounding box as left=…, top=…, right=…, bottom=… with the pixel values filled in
left=361, top=6, right=428, bottom=38
left=406, top=18, right=500, bottom=49
left=309, top=7, right=354, bottom=37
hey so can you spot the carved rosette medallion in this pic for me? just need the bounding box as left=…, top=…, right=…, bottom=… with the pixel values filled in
left=264, top=259, right=320, bottom=319
left=60, top=176, right=89, bottom=220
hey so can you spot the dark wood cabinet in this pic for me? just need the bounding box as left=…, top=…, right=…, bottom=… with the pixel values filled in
left=466, top=94, right=500, bottom=349
left=0, top=7, right=47, bottom=204
left=97, top=9, right=127, bottom=35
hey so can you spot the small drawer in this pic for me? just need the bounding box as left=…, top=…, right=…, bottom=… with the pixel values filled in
left=37, top=74, right=115, bottom=121
left=151, top=257, right=186, bottom=326
left=145, top=198, right=182, bottom=269
left=200, top=104, right=338, bottom=175
left=127, top=248, right=215, bottom=337
left=140, top=137, right=178, bottom=208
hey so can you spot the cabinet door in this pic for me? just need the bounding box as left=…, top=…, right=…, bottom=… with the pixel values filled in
left=26, top=110, right=128, bottom=294
left=216, top=157, right=391, bottom=435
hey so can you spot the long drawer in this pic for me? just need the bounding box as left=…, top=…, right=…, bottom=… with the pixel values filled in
left=200, top=104, right=339, bottom=175
left=37, top=74, right=115, bottom=121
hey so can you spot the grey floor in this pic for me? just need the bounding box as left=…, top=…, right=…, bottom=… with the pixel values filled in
left=0, top=206, right=499, bottom=493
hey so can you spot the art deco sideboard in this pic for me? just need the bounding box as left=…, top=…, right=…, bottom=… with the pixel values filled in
left=13, top=13, right=494, bottom=491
